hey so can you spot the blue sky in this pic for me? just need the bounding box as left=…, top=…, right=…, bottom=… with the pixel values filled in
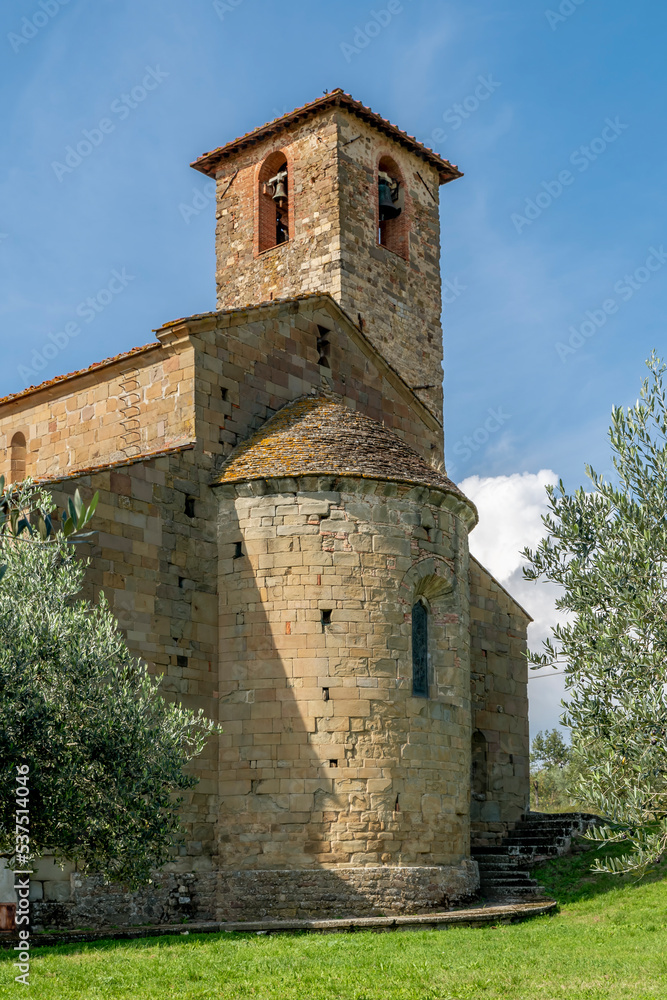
left=2, top=0, right=665, bottom=732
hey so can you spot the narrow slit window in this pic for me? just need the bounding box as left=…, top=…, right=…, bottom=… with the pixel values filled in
left=317, top=326, right=331, bottom=368
left=412, top=600, right=428, bottom=697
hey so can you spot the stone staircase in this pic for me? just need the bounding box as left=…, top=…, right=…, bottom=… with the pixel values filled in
left=472, top=812, right=599, bottom=903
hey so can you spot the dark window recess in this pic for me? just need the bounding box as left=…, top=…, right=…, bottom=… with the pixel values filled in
left=184, top=496, right=196, bottom=518
left=176, top=654, right=188, bottom=669
left=321, top=609, right=332, bottom=629
left=471, top=731, right=488, bottom=798
left=234, top=541, right=243, bottom=559
left=412, top=601, right=428, bottom=697
left=259, top=154, right=289, bottom=251
left=317, top=326, right=331, bottom=367
left=178, top=577, right=185, bottom=589
left=329, top=759, right=338, bottom=768
left=378, top=157, right=408, bottom=260
left=220, top=387, right=228, bottom=401
left=322, top=687, right=330, bottom=701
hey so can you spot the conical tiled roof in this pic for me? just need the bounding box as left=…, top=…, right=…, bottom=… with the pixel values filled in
left=213, top=394, right=475, bottom=515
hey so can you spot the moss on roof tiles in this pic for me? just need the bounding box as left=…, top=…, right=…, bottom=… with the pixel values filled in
left=213, top=393, right=473, bottom=509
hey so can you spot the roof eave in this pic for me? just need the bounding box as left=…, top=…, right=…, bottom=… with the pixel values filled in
left=191, top=91, right=462, bottom=185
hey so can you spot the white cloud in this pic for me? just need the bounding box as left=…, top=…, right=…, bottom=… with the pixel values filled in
left=459, top=469, right=568, bottom=737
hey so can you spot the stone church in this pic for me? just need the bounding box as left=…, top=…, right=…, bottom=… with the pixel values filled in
left=0, top=90, right=530, bottom=926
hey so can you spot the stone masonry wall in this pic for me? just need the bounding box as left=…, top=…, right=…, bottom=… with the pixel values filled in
left=215, top=477, right=473, bottom=884
left=217, top=863, right=478, bottom=921
left=0, top=341, right=194, bottom=485
left=335, top=112, right=445, bottom=418
left=468, top=556, right=530, bottom=847
left=31, top=871, right=217, bottom=931
left=211, top=107, right=446, bottom=417
left=213, top=110, right=341, bottom=310
left=46, top=450, right=221, bottom=875
left=0, top=293, right=442, bottom=492
left=174, top=296, right=444, bottom=470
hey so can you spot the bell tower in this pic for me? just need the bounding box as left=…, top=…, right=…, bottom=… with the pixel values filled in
left=191, top=90, right=462, bottom=419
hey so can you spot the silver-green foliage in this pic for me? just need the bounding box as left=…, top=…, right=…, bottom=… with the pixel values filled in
left=0, top=478, right=221, bottom=886
left=523, top=353, right=667, bottom=875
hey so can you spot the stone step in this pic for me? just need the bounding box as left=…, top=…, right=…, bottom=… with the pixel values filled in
left=505, top=830, right=573, bottom=840
left=483, top=885, right=547, bottom=899
left=522, top=812, right=598, bottom=822
left=513, top=818, right=581, bottom=826
left=504, top=832, right=572, bottom=842
left=474, top=849, right=556, bottom=862
left=469, top=812, right=598, bottom=903
left=475, top=858, right=527, bottom=868
left=506, top=829, right=572, bottom=836
left=480, top=877, right=538, bottom=888
left=477, top=863, right=535, bottom=875
left=505, top=843, right=568, bottom=853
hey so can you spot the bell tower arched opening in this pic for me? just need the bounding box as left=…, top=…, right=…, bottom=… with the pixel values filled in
left=378, top=155, right=408, bottom=261
left=258, top=151, right=290, bottom=253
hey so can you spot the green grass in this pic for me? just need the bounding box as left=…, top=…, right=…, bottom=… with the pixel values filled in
left=2, top=848, right=667, bottom=1000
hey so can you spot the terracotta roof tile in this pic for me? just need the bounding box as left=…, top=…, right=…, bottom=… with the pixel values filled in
left=0, top=342, right=159, bottom=409
left=213, top=392, right=475, bottom=516
left=34, top=442, right=195, bottom=485
left=191, top=89, right=461, bottom=184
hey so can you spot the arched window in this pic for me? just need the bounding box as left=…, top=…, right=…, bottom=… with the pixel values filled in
left=258, top=151, right=290, bottom=253
left=411, top=599, right=428, bottom=697
left=10, top=432, right=27, bottom=481
left=378, top=155, right=408, bottom=260
left=471, top=731, right=488, bottom=800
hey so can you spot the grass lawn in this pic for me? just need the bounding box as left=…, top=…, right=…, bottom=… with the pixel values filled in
left=1, top=845, right=666, bottom=1000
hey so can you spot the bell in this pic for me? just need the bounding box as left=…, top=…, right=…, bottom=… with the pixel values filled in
left=379, top=180, right=401, bottom=221
left=272, top=178, right=287, bottom=206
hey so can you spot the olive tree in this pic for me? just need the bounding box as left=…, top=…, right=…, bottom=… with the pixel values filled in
left=0, top=477, right=220, bottom=886
left=523, top=353, right=667, bottom=875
